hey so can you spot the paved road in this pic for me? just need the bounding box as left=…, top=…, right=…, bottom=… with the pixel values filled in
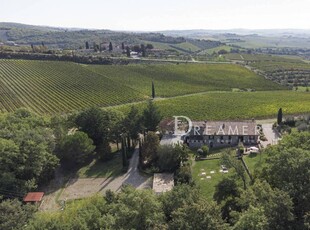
left=261, top=123, right=281, bottom=147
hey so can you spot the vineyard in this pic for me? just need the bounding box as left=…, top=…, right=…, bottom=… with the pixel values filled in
left=0, top=59, right=145, bottom=114
left=115, top=91, right=310, bottom=121
left=87, top=63, right=284, bottom=97
left=0, top=59, right=305, bottom=116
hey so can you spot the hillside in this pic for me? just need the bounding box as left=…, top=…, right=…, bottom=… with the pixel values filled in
left=0, top=59, right=285, bottom=114
left=0, top=22, right=223, bottom=52
left=87, top=63, right=285, bottom=97
left=115, top=91, right=310, bottom=120
left=0, top=59, right=145, bottom=113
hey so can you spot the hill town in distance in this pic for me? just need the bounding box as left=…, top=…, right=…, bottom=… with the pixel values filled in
left=0, top=1, right=310, bottom=229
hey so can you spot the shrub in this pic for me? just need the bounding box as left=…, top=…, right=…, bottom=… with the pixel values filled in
left=201, top=145, right=209, bottom=157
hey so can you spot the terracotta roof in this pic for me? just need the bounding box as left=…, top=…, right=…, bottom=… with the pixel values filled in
left=23, top=192, right=44, bottom=202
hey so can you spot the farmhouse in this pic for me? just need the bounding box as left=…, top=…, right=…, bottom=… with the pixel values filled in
left=185, top=120, right=258, bottom=148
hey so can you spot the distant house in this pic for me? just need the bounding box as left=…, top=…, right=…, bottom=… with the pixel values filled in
left=185, top=121, right=258, bottom=148
left=5, top=41, right=17, bottom=46
left=130, top=51, right=139, bottom=58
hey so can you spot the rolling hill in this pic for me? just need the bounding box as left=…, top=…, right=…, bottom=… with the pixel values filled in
left=0, top=59, right=285, bottom=114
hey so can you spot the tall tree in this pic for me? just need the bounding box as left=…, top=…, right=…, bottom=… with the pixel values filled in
left=58, top=131, right=95, bottom=165
left=85, top=41, right=89, bottom=49
left=237, top=180, right=294, bottom=230
left=121, top=135, right=128, bottom=168
left=0, top=199, right=36, bottom=230
left=121, top=42, right=125, bottom=50
left=152, top=81, right=155, bottom=99
left=109, top=42, right=113, bottom=51
left=143, top=100, right=162, bottom=132
left=141, top=44, right=146, bottom=57
left=123, top=106, right=141, bottom=149
left=260, top=146, right=310, bottom=223
left=169, top=202, right=227, bottom=230
left=0, top=109, right=59, bottom=193
left=277, top=108, right=283, bottom=125
left=221, top=151, right=247, bottom=190
left=126, top=46, right=130, bottom=57
left=141, top=132, right=159, bottom=167
left=75, top=107, right=109, bottom=147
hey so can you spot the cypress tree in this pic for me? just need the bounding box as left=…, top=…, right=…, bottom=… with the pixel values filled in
left=109, top=42, right=113, bottom=51
left=152, top=81, right=155, bottom=99
left=277, top=108, right=283, bottom=125
left=126, top=46, right=130, bottom=57
left=121, top=136, right=128, bottom=167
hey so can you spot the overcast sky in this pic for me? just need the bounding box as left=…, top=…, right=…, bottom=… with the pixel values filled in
left=1, top=0, right=309, bottom=31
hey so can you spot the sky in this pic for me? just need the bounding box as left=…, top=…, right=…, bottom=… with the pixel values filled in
left=0, top=0, right=309, bottom=31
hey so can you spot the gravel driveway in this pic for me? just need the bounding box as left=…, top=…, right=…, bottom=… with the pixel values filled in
left=261, top=123, right=281, bottom=148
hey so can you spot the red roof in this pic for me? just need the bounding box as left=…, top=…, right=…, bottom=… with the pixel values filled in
left=23, top=192, right=44, bottom=202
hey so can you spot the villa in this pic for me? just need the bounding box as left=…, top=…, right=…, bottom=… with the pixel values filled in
left=185, top=120, right=259, bottom=148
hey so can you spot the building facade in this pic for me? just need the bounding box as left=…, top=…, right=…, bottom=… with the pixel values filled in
left=185, top=121, right=259, bottom=148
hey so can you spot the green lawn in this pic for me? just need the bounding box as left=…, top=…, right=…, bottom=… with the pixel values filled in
left=243, top=152, right=267, bottom=174
left=192, top=149, right=268, bottom=200
left=192, top=157, right=232, bottom=200
left=77, top=154, right=123, bottom=178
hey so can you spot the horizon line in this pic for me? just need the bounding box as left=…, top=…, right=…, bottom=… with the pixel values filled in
left=1, top=21, right=310, bottom=33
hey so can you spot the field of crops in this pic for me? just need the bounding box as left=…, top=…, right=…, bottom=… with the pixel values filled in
left=199, top=45, right=233, bottom=55
left=0, top=59, right=301, bottom=115
left=0, top=59, right=145, bottom=114
left=115, top=91, right=310, bottom=120
left=87, top=63, right=285, bottom=97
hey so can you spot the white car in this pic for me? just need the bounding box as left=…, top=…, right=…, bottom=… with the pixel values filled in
left=249, top=147, right=259, bottom=153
